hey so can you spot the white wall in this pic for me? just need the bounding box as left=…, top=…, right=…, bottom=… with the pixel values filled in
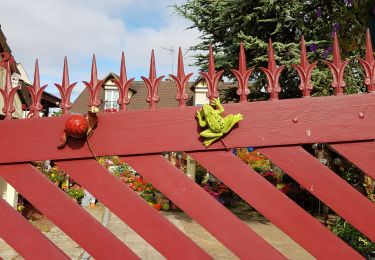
left=0, top=67, right=20, bottom=207
left=193, top=79, right=210, bottom=106
left=0, top=177, right=17, bottom=208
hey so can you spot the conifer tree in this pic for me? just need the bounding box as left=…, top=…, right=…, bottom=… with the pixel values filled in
left=175, top=0, right=373, bottom=100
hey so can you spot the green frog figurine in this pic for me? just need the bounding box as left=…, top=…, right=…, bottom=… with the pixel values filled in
left=196, top=98, right=243, bottom=147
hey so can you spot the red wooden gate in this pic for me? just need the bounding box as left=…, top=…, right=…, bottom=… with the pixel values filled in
left=0, top=31, right=374, bottom=259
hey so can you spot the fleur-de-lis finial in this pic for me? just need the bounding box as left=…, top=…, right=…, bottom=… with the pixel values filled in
left=200, top=45, right=224, bottom=101
left=83, top=55, right=104, bottom=107
left=141, top=50, right=164, bottom=109
left=26, top=59, right=47, bottom=118
left=292, top=36, right=317, bottom=97
left=259, top=39, right=285, bottom=100
left=359, top=29, right=375, bottom=93
left=0, top=62, right=20, bottom=119
left=231, top=42, right=254, bottom=102
left=113, top=52, right=135, bottom=111
left=54, top=57, right=77, bottom=114
left=324, top=32, right=348, bottom=95
left=169, top=47, right=193, bottom=107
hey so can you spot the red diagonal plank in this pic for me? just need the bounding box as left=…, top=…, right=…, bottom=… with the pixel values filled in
left=331, top=142, right=375, bottom=180
left=260, top=146, right=375, bottom=242
left=0, top=198, right=68, bottom=259
left=56, top=159, right=211, bottom=260
left=0, top=164, right=139, bottom=260
left=1, top=93, right=375, bottom=164
left=190, top=151, right=362, bottom=259
left=123, top=155, right=286, bottom=260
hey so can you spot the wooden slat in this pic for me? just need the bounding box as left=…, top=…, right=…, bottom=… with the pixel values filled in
left=123, top=155, right=286, bottom=259
left=56, top=159, right=211, bottom=260
left=190, top=151, right=362, bottom=259
left=0, top=164, right=139, bottom=260
left=331, top=142, right=375, bottom=179
left=0, top=198, right=69, bottom=259
left=1, top=93, right=375, bottom=164
left=260, top=146, right=375, bottom=242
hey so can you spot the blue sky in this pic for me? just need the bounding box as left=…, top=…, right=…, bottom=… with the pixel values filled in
left=0, top=0, right=201, bottom=100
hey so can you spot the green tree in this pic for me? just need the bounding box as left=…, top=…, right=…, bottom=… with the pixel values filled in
left=175, top=0, right=373, bottom=100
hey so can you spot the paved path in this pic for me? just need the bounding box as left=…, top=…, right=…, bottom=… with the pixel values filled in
left=0, top=204, right=313, bottom=259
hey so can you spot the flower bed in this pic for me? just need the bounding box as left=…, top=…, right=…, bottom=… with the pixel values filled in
left=35, top=162, right=85, bottom=203
left=97, top=156, right=170, bottom=211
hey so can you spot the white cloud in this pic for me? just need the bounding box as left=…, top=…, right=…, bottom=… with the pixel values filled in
left=0, top=0, right=201, bottom=100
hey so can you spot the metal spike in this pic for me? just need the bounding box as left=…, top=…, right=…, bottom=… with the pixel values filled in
left=332, top=32, right=342, bottom=67
left=324, top=32, right=348, bottom=95
left=292, top=36, right=317, bottom=97
left=170, top=47, right=193, bottom=107
left=259, top=39, right=285, bottom=100
left=54, top=57, right=77, bottom=114
left=359, top=29, right=375, bottom=92
left=365, top=29, right=374, bottom=66
left=113, top=52, right=135, bottom=111
left=90, top=54, right=98, bottom=87
left=119, top=51, right=127, bottom=85
left=268, top=39, right=276, bottom=72
left=62, top=56, right=69, bottom=87
left=300, top=36, right=309, bottom=70
left=200, top=45, right=224, bottom=101
left=149, top=49, right=156, bottom=83
left=177, top=47, right=185, bottom=79
left=26, top=59, right=47, bottom=118
left=208, top=45, right=216, bottom=76
left=141, top=50, right=164, bottom=109
left=5, top=61, right=12, bottom=92
left=238, top=42, right=247, bottom=75
left=33, top=59, right=41, bottom=89
left=231, top=42, right=254, bottom=102
left=0, top=62, right=20, bottom=119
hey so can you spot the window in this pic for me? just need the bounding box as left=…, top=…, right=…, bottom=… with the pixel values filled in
left=104, top=89, right=119, bottom=111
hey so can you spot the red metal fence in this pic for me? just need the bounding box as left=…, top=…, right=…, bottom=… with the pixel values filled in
left=0, top=31, right=375, bottom=259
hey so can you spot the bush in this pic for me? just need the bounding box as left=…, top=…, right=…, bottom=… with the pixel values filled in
left=332, top=217, right=375, bottom=257
left=66, top=185, right=85, bottom=201
left=195, top=164, right=207, bottom=185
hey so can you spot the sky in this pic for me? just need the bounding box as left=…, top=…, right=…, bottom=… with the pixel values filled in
left=0, top=0, right=201, bottom=100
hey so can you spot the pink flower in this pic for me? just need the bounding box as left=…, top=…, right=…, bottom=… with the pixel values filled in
left=105, top=159, right=113, bottom=165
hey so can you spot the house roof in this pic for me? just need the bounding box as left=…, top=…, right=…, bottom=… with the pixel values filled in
left=41, top=91, right=61, bottom=107
left=189, top=75, right=237, bottom=92
left=17, top=81, right=61, bottom=109
left=0, top=25, right=59, bottom=118
left=0, top=25, right=11, bottom=54
left=0, top=25, right=18, bottom=74
left=126, top=80, right=194, bottom=110
left=71, top=73, right=194, bottom=114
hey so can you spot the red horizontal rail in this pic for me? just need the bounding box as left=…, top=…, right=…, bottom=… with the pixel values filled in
left=331, top=141, right=375, bottom=180
left=122, top=155, right=286, bottom=259
left=0, top=164, right=139, bottom=259
left=0, top=198, right=69, bottom=259
left=1, top=93, right=375, bottom=164
left=259, top=146, right=375, bottom=242
left=55, top=159, right=211, bottom=260
left=189, top=151, right=362, bottom=259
